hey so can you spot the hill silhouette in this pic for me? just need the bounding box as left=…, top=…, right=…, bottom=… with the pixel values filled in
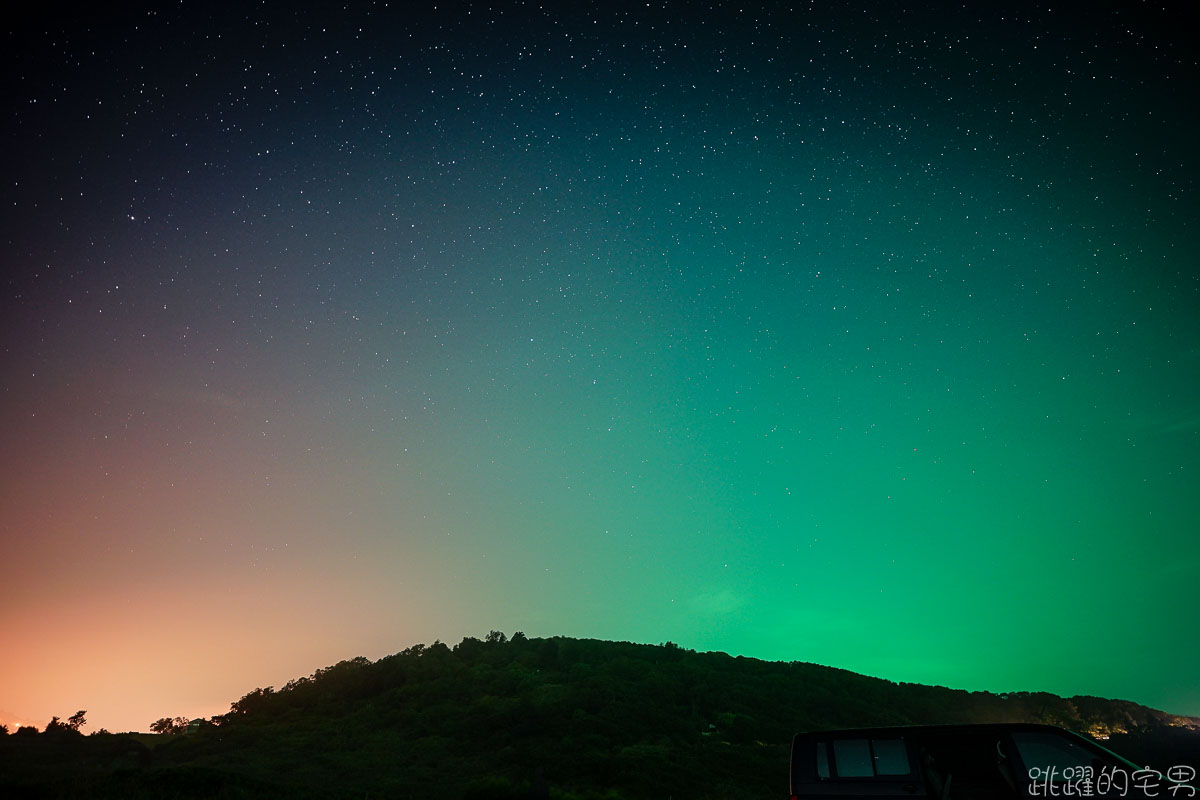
left=2, top=632, right=1197, bottom=799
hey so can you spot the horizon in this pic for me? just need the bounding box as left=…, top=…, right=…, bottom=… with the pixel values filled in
left=2, top=632, right=1197, bottom=735
left=3, top=2, right=1197, bottom=737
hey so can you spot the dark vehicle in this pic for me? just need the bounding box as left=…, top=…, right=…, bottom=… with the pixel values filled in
left=790, top=723, right=1190, bottom=800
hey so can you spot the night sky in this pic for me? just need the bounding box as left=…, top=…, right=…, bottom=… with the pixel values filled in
left=3, top=2, right=1198, bottom=734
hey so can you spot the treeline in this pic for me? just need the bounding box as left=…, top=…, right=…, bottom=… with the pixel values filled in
left=2, top=632, right=1196, bottom=799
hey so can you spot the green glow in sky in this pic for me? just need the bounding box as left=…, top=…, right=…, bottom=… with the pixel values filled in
left=1, top=2, right=1197, bottom=733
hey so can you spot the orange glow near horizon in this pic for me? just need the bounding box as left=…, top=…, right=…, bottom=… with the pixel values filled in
left=0, top=553, right=445, bottom=733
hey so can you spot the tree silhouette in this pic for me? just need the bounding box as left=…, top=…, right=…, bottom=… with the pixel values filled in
left=43, top=716, right=72, bottom=735
left=149, top=716, right=190, bottom=735
left=4, top=634, right=1193, bottom=799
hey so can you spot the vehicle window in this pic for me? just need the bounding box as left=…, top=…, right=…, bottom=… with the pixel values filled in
left=873, top=739, right=911, bottom=775
left=1011, top=732, right=1104, bottom=779
left=921, top=734, right=1011, bottom=781
left=835, top=739, right=875, bottom=777
left=828, top=738, right=911, bottom=777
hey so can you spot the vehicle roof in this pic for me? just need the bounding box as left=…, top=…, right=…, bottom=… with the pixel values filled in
left=794, top=722, right=1084, bottom=738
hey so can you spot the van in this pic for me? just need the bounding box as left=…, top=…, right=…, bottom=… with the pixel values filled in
left=789, top=723, right=1180, bottom=800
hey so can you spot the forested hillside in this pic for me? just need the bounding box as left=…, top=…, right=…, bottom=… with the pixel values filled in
left=2, top=633, right=1196, bottom=799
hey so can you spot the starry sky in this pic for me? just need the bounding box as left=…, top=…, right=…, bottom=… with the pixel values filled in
left=2, top=1, right=1198, bottom=734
